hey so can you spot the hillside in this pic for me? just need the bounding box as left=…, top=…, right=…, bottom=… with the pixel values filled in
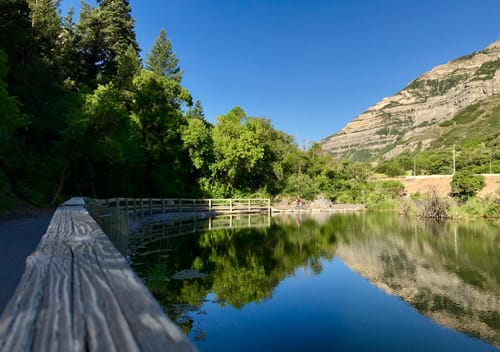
left=321, top=40, right=500, bottom=161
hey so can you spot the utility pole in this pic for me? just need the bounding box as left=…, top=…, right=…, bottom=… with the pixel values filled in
left=490, top=151, right=493, bottom=174
left=452, top=144, right=456, bottom=175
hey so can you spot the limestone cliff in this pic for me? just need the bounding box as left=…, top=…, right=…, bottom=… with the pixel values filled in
left=321, top=39, right=500, bottom=161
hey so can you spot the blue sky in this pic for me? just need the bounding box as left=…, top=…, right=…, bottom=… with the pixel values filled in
left=60, top=0, right=500, bottom=144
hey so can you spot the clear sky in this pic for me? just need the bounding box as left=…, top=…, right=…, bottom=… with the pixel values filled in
left=60, top=0, right=500, bottom=145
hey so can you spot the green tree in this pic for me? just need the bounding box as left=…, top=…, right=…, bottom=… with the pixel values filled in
left=185, top=99, right=205, bottom=120
left=61, top=83, right=136, bottom=197
left=451, top=170, right=486, bottom=200
left=146, top=28, right=182, bottom=82
left=181, top=117, right=213, bottom=179
left=75, top=0, right=138, bottom=87
left=113, top=44, right=141, bottom=93
left=131, top=70, right=192, bottom=196
left=27, top=0, right=62, bottom=63
left=0, top=50, right=26, bottom=209
left=0, top=51, right=25, bottom=157
left=210, top=107, right=294, bottom=196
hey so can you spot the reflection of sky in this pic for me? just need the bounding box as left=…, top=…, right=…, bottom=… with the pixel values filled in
left=190, top=259, right=498, bottom=352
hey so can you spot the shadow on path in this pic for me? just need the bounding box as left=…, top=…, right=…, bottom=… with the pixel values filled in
left=0, top=211, right=54, bottom=313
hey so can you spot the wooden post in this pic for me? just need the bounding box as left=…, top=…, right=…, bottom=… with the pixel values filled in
left=162, top=199, right=165, bottom=214
left=179, top=199, right=183, bottom=213
left=149, top=198, right=152, bottom=216
left=141, top=198, right=144, bottom=217
left=248, top=199, right=251, bottom=212
left=230, top=199, right=233, bottom=213
left=209, top=199, right=212, bottom=212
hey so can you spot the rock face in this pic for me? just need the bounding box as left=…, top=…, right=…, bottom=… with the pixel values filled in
left=321, top=39, right=500, bottom=161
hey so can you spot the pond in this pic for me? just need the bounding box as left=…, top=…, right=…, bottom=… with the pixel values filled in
left=129, top=213, right=500, bottom=351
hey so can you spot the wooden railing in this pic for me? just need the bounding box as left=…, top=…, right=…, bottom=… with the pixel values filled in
left=131, top=213, right=271, bottom=243
left=0, top=197, right=195, bottom=351
left=93, top=197, right=271, bottom=216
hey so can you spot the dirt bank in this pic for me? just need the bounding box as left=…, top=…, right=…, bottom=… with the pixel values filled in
left=389, top=174, right=500, bottom=198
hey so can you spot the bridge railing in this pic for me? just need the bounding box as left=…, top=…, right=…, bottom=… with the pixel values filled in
left=94, top=197, right=271, bottom=216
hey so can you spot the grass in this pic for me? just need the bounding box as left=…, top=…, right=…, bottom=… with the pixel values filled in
left=405, top=74, right=468, bottom=102
left=473, top=58, right=500, bottom=80
left=451, top=52, right=477, bottom=63
left=434, top=96, right=500, bottom=148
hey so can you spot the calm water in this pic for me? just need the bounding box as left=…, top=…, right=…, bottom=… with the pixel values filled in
left=130, top=213, right=500, bottom=351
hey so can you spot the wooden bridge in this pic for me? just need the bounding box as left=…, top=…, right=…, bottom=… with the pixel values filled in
left=92, top=197, right=271, bottom=216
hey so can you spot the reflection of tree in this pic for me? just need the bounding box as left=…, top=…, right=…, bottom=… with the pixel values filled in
left=197, top=217, right=337, bottom=308
left=131, top=214, right=338, bottom=335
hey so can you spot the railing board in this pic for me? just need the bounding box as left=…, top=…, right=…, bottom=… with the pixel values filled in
left=0, top=199, right=195, bottom=352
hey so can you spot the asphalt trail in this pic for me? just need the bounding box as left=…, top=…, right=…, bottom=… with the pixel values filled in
left=0, top=212, right=54, bottom=313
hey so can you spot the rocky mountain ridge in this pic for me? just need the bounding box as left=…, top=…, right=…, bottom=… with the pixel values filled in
left=321, top=39, right=500, bottom=161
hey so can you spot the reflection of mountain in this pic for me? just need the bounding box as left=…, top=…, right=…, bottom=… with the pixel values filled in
left=335, top=216, right=500, bottom=349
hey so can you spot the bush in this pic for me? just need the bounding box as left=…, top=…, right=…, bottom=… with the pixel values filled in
left=419, top=189, right=448, bottom=219
left=283, top=173, right=319, bottom=200
left=364, top=180, right=405, bottom=210
left=450, top=170, right=485, bottom=200
left=453, top=196, right=500, bottom=218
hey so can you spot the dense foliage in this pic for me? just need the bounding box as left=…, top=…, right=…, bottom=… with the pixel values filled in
left=451, top=170, right=486, bottom=200
left=0, top=0, right=376, bottom=208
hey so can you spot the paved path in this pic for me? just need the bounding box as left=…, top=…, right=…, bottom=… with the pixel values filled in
left=0, top=212, right=54, bottom=313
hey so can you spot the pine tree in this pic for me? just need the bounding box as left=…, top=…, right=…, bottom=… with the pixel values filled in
left=186, top=100, right=205, bottom=120
left=75, top=0, right=138, bottom=87
left=114, top=44, right=141, bottom=93
left=146, top=28, right=183, bottom=82
left=28, top=0, right=62, bottom=63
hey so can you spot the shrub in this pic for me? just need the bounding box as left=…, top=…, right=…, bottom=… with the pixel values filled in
left=450, top=170, right=486, bottom=200
left=364, top=180, right=405, bottom=211
left=283, top=173, right=319, bottom=200
left=419, top=189, right=448, bottom=219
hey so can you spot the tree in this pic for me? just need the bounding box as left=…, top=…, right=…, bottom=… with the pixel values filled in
left=0, top=50, right=25, bottom=157
left=27, top=0, right=62, bottom=63
left=450, top=170, right=485, bottom=200
left=210, top=107, right=295, bottom=196
left=74, top=0, right=138, bottom=87
left=130, top=70, right=191, bottom=196
left=181, top=118, right=213, bottom=174
left=146, top=28, right=182, bottom=82
left=0, top=50, right=26, bottom=209
left=185, top=100, right=205, bottom=120
left=61, top=83, right=134, bottom=197
left=113, top=44, right=141, bottom=93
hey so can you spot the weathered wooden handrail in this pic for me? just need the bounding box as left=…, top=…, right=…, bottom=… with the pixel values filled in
left=0, top=197, right=195, bottom=351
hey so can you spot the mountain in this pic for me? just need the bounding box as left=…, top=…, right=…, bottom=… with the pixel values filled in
left=321, top=40, right=500, bottom=161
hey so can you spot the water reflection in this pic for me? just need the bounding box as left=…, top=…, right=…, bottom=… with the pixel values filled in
left=334, top=214, right=500, bottom=348
left=130, top=213, right=499, bottom=349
